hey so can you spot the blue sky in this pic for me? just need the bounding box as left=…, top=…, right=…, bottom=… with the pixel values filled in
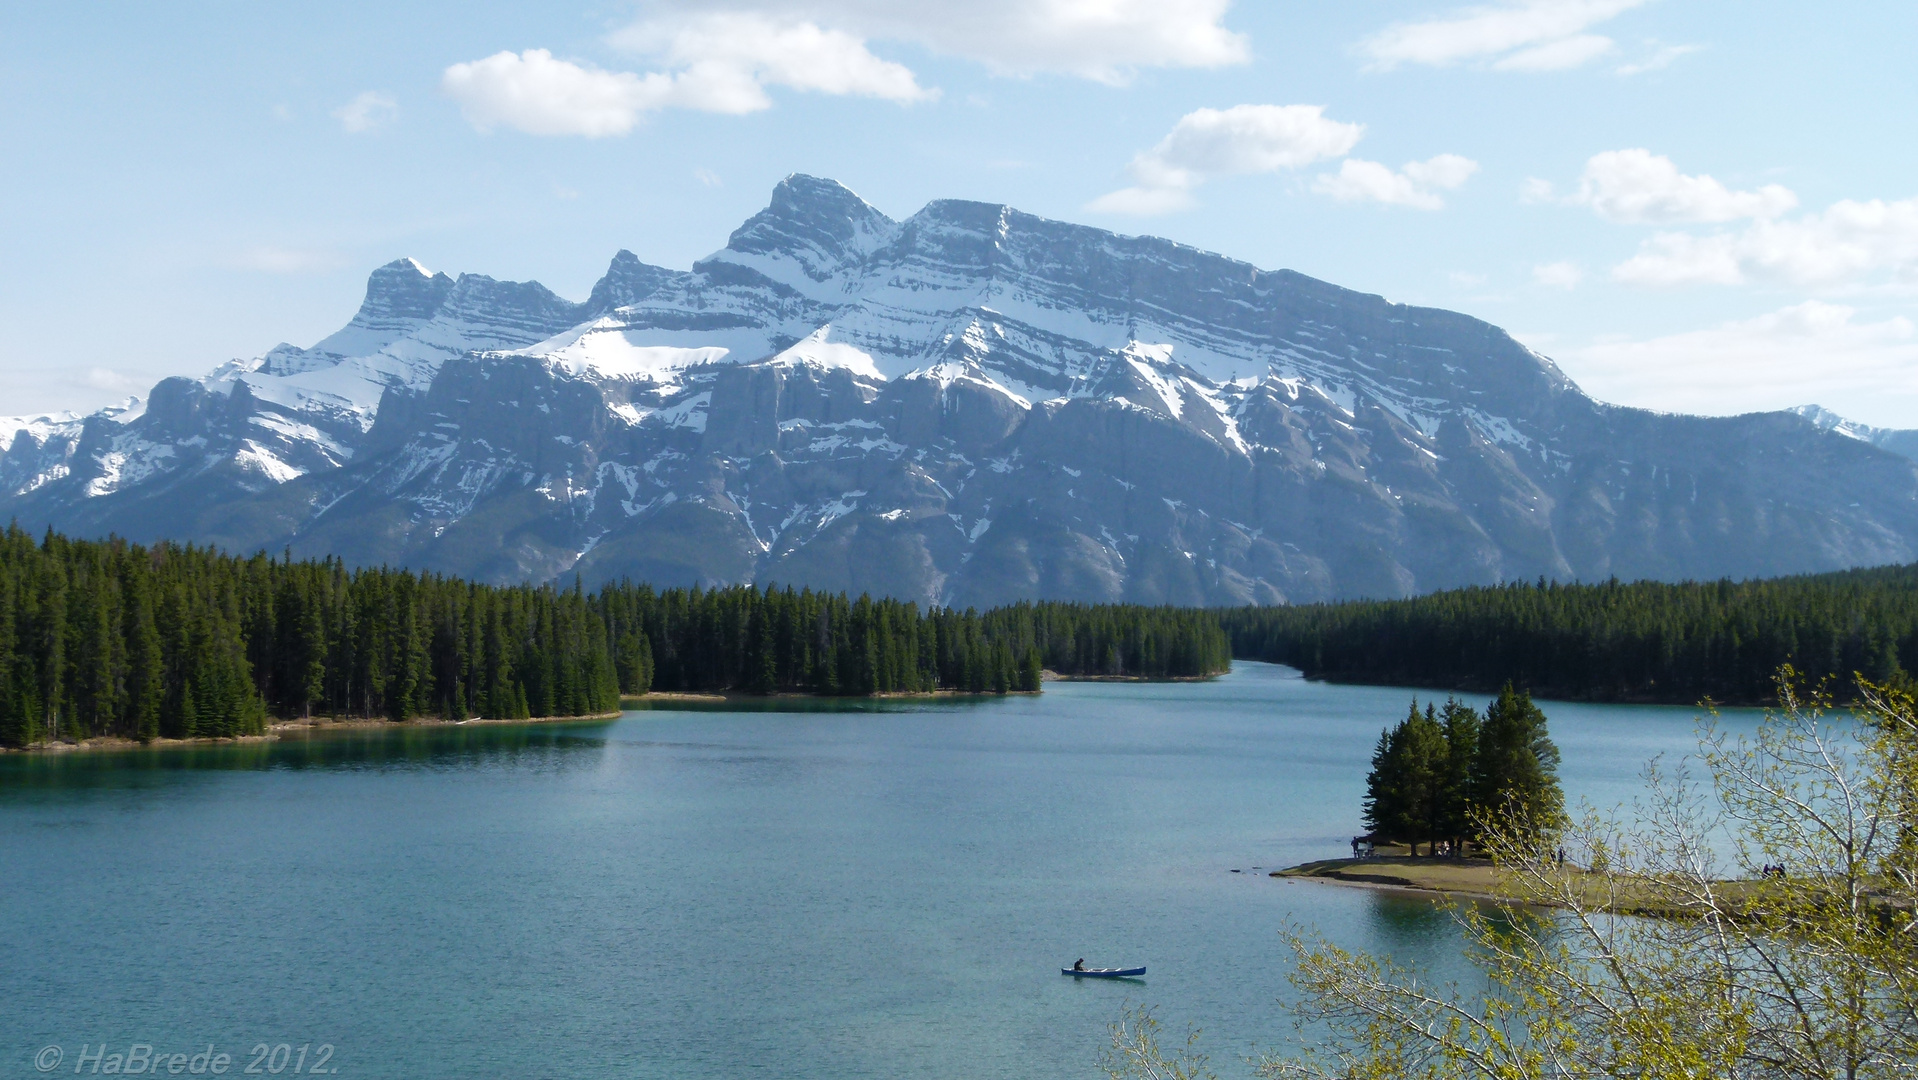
left=5, top=1, right=1916, bottom=426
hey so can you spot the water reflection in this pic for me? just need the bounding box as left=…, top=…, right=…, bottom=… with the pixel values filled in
left=622, top=693, right=1002, bottom=714
left=0, top=719, right=617, bottom=788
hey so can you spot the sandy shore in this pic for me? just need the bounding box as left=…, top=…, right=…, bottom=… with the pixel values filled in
left=1273, top=856, right=1513, bottom=904
left=1272, top=854, right=1765, bottom=918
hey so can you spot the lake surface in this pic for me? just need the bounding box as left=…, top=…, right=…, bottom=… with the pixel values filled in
left=0, top=663, right=1752, bottom=1079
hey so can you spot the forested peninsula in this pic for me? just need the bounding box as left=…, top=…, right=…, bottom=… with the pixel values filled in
left=0, top=527, right=1230, bottom=748
left=1220, top=566, right=1918, bottom=705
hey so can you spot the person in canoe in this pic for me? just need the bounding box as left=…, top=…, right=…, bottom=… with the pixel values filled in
left=1074, top=959, right=1085, bottom=971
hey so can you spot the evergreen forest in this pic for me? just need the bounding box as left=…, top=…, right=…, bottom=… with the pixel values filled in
left=1221, top=565, right=1918, bottom=704
left=0, top=527, right=1231, bottom=748
left=1361, top=684, right=1564, bottom=855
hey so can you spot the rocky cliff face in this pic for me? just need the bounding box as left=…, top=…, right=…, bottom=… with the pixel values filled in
left=6, top=175, right=1917, bottom=605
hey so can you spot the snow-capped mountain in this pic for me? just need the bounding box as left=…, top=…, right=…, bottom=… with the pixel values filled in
left=6, top=175, right=1918, bottom=605
left=1791, top=405, right=1918, bottom=463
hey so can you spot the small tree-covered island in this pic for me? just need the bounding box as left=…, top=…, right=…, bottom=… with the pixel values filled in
left=0, top=526, right=1231, bottom=748
left=1360, top=684, right=1563, bottom=858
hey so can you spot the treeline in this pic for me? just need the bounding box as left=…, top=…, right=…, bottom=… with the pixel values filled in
left=0, top=528, right=623, bottom=747
left=1364, top=685, right=1564, bottom=855
left=0, top=527, right=1232, bottom=747
left=1221, top=566, right=1918, bottom=704
left=597, top=589, right=1230, bottom=697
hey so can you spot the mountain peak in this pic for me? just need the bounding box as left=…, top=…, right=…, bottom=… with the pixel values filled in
left=360, top=258, right=457, bottom=324
left=587, top=250, right=681, bottom=316
left=765, top=173, right=870, bottom=213
left=706, top=175, right=897, bottom=286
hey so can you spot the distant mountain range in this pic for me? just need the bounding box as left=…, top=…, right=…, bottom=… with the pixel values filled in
left=5, top=175, right=1917, bottom=606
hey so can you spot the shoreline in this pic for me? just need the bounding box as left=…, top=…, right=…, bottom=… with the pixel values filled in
left=1294, top=671, right=1759, bottom=709
left=1041, top=671, right=1219, bottom=683
left=9, top=675, right=1217, bottom=755
left=623, top=688, right=1043, bottom=705
left=6, top=711, right=624, bottom=755
left=1273, top=856, right=1515, bottom=906
left=1272, top=855, right=1763, bottom=918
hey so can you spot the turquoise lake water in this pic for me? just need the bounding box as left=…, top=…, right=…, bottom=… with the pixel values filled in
left=0, top=663, right=1752, bottom=1079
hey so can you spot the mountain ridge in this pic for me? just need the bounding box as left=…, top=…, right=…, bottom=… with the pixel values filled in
left=4, top=174, right=1916, bottom=606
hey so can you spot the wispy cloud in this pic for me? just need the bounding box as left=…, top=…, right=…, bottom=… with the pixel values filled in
left=1313, top=154, right=1479, bottom=210
left=1562, top=301, right=1918, bottom=424
left=332, top=91, right=398, bottom=133
left=1088, top=105, right=1364, bottom=215
left=632, top=0, right=1248, bottom=85
left=1532, top=261, right=1584, bottom=289
left=1615, top=41, right=1702, bottom=75
left=86, top=368, right=148, bottom=394
left=1359, top=0, right=1648, bottom=72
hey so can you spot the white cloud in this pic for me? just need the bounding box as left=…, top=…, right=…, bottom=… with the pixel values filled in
left=443, top=15, right=932, bottom=136
left=631, top=0, right=1249, bottom=84
left=1557, top=301, right=1918, bottom=425
left=443, top=50, right=672, bottom=136
left=1613, top=196, right=1918, bottom=287
left=1312, top=154, right=1479, bottom=210
left=1536, top=151, right=1917, bottom=290
left=1573, top=149, right=1797, bottom=224
left=610, top=13, right=933, bottom=112
left=694, top=167, right=722, bottom=187
left=332, top=91, right=397, bottom=133
left=1360, top=0, right=1647, bottom=72
left=1087, top=185, right=1198, bottom=216
left=447, top=3, right=1244, bottom=136
left=1088, top=104, right=1364, bottom=216
left=1615, top=42, right=1702, bottom=75
left=1534, top=261, right=1584, bottom=289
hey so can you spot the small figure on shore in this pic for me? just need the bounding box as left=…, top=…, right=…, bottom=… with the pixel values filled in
left=1555, top=847, right=1566, bottom=868
left=1073, top=958, right=1085, bottom=971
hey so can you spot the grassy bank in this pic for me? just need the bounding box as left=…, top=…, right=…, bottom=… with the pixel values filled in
left=1275, top=852, right=1769, bottom=919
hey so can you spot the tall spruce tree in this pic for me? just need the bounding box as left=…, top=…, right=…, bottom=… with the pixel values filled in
left=1437, top=698, right=1481, bottom=852
left=1362, top=702, right=1447, bottom=855
left=1470, top=682, right=1564, bottom=847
